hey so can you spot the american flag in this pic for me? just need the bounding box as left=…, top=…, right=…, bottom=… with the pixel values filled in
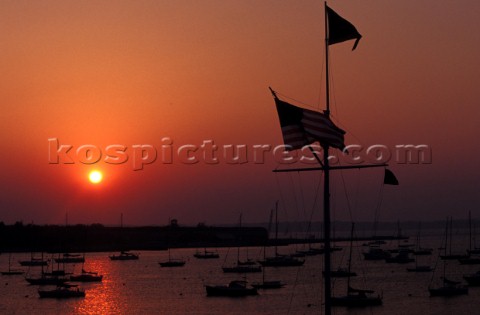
left=274, top=97, right=346, bottom=151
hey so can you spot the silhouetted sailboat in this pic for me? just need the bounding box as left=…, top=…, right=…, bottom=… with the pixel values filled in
left=25, top=268, right=69, bottom=285
left=324, top=223, right=357, bottom=278
left=159, top=258, right=186, bottom=268
left=429, top=217, right=468, bottom=296
left=463, top=271, right=480, bottom=286
left=110, top=250, right=139, bottom=261
left=1, top=253, right=24, bottom=276
left=205, top=280, right=258, bottom=297
left=159, top=223, right=186, bottom=267
left=409, top=222, right=432, bottom=256
left=109, top=213, right=140, bottom=261
left=329, top=223, right=382, bottom=306
left=407, top=224, right=433, bottom=272
left=25, top=253, right=70, bottom=285
left=459, top=211, right=480, bottom=264
left=439, top=217, right=468, bottom=260
left=70, top=256, right=103, bottom=282
left=193, top=248, right=219, bottom=259
left=19, top=252, right=48, bottom=267
left=70, top=268, right=103, bottom=282
left=467, top=212, right=480, bottom=255
left=38, top=283, right=85, bottom=299
left=407, top=225, right=433, bottom=271
left=252, top=252, right=285, bottom=289
left=223, top=214, right=261, bottom=273
left=252, top=207, right=285, bottom=289
left=159, top=247, right=186, bottom=267
left=385, top=249, right=414, bottom=264
left=257, top=202, right=304, bottom=267
left=363, top=246, right=391, bottom=261
left=55, top=253, right=85, bottom=264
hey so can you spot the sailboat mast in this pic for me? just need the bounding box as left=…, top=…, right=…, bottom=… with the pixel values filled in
left=469, top=211, right=472, bottom=251
left=347, top=223, right=354, bottom=290
left=323, top=2, right=332, bottom=314
left=443, top=217, right=448, bottom=283
left=238, top=213, right=242, bottom=262
left=449, top=216, right=453, bottom=255
left=275, top=201, right=279, bottom=257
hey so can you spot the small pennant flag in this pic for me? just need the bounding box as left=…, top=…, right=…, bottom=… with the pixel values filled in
left=326, top=5, right=362, bottom=50
left=384, top=169, right=399, bottom=185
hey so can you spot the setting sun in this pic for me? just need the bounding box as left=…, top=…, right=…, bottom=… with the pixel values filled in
left=88, top=170, right=103, bottom=184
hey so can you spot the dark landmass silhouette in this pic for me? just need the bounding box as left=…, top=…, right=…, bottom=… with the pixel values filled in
left=0, top=222, right=267, bottom=252
left=0, top=221, right=409, bottom=253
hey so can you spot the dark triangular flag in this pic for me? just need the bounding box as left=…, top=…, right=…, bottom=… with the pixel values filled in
left=384, top=169, right=399, bottom=185
left=326, top=5, right=362, bottom=50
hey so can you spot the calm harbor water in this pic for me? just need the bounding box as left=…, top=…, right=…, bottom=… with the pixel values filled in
left=1, top=233, right=480, bottom=314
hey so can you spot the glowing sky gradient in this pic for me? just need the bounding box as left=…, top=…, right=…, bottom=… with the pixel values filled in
left=1, top=1, right=479, bottom=225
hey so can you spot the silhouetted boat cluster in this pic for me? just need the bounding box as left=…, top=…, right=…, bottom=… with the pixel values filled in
left=109, top=251, right=139, bottom=260
left=1, top=252, right=105, bottom=299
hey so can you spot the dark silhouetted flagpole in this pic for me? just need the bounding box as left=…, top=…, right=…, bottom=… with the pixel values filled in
left=323, top=2, right=332, bottom=314
left=271, top=2, right=389, bottom=313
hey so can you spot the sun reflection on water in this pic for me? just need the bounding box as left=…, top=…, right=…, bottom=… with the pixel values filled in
left=73, top=254, right=126, bottom=314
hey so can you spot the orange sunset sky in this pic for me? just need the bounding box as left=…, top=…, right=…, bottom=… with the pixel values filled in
left=1, top=1, right=479, bottom=226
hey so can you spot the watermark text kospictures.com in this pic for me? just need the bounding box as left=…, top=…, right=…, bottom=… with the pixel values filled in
left=48, top=138, right=432, bottom=170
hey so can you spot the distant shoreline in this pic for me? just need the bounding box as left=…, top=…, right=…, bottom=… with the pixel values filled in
left=0, top=223, right=413, bottom=253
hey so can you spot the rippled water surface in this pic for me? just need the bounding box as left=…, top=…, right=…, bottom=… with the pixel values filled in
left=1, top=235, right=480, bottom=314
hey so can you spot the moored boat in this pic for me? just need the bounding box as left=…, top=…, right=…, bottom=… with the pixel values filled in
left=458, top=257, right=480, bottom=265
left=109, top=251, right=139, bottom=261
left=26, top=274, right=69, bottom=285
left=38, top=284, right=85, bottom=299
left=331, top=287, right=382, bottom=307
left=205, top=280, right=258, bottom=297
left=363, top=247, right=391, bottom=261
left=251, top=280, right=285, bottom=289
left=1, top=253, right=24, bottom=275
left=429, top=217, right=469, bottom=297
left=429, top=278, right=468, bottom=297
left=55, top=253, right=85, bottom=264
left=222, top=265, right=261, bottom=273
left=19, top=257, right=48, bottom=267
left=193, top=249, right=219, bottom=259
left=385, top=250, right=415, bottom=264
left=70, top=269, right=103, bottom=282
left=159, top=259, right=186, bottom=267
left=407, top=265, right=433, bottom=272
left=258, top=254, right=304, bottom=267
left=463, top=271, right=480, bottom=286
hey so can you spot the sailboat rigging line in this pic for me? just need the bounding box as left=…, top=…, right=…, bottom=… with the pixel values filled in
left=372, top=171, right=386, bottom=237
left=338, top=167, right=356, bottom=225
left=222, top=247, right=230, bottom=266
left=274, top=90, right=323, bottom=112
left=307, top=171, right=323, bottom=233
left=297, top=173, right=308, bottom=225
left=273, top=163, right=387, bottom=173
left=288, top=172, right=301, bottom=221
left=429, top=217, right=449, bottom=284
left=317, top=42, right=325, bottom=111
left=308, top=146, right=324, bottom=168
left=327, top=49, right=339, bottom=120
left=274, top=173, right=290, bottom=236
left=286, top=266, right=301, bottom=314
